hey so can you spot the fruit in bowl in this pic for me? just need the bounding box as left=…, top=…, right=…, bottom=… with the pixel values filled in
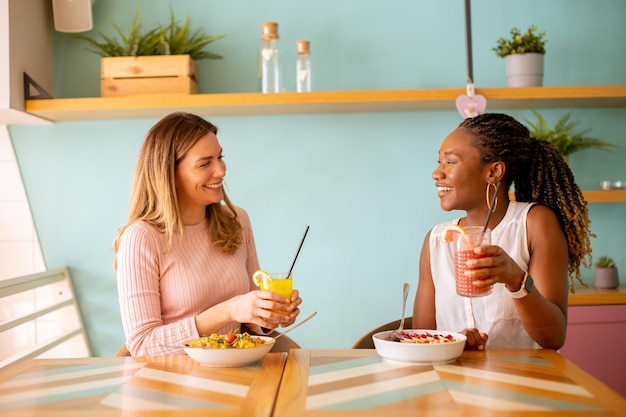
left=372, top=329, right=466, bottom=365
left=183, top=333, right=275, bottom=367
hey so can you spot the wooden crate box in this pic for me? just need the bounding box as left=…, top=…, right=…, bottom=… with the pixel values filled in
left=101, top=55, right=198, bottom=97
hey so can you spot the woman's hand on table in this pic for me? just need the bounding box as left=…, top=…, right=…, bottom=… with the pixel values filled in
left=461, top=328, right=488, bottom=350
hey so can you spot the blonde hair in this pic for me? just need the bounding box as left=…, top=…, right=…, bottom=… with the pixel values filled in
left=113, top=112, right=242, bottom=270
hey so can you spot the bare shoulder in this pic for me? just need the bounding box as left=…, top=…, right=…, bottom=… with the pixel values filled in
left=527, top=204, right=560, bottom=228
left=526, top=204, right=567, bottom=250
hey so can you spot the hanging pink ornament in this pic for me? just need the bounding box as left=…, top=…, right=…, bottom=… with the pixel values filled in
left=456, top=79, right=486, bottom=118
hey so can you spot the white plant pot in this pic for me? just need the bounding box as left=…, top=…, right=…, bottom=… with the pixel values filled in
left=593, top=267, right=619, bottom=289
left=504, top=53, right=544, bottom=87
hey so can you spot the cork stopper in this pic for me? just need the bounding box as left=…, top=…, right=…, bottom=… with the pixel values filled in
left=296, top=40, right=310, bottom=54
left=261, top=22, right=279, bottom=40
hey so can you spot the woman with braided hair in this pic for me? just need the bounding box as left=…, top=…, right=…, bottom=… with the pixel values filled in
left=412, top=113, right=592, bottom=351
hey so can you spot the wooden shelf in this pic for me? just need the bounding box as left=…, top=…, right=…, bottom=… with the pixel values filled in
left=510, top=190, right=626, bottom=203
left=25, top=85, right=626, bottom=122
left=580, top=190, right=626, bottom=203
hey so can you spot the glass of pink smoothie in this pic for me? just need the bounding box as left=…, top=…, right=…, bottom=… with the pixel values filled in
left=454, top=227, right=493, bottom=297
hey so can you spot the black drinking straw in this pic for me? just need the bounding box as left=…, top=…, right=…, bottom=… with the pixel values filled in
left=287, top=225, right=310, bottom=278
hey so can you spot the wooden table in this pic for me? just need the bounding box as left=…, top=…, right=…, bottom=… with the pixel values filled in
left=0, top=353, right=287, bottom=417
left=1, top=349, right=625, bottom=417
left=273, top=349, right=626, bottom=417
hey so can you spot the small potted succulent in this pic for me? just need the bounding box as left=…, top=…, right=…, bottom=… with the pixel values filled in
left=493, top=25, right=547, bottom=87
left=73, top=7, right=225, bottom=97
left=594, top=256, right=619, bottom=289
left=523, top=109, right=618, bottom=161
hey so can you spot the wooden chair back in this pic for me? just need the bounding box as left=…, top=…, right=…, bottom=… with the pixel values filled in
left=352, top=317, right=413, bottom=349
left=0, top=268, right=91, bottom=367
left=115, top=344, right=131, bottom=357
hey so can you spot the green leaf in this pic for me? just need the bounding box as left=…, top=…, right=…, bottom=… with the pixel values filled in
left=523, top=108, right=618, bottom=156
left=493, top=25, right=547, bottom=58
left=71, top=6, right=225, bottom=60
left=596, top=256, right=616, bottom=268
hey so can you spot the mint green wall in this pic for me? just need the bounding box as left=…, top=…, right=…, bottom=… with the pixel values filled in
left=10, top=0, right=626, bottom=356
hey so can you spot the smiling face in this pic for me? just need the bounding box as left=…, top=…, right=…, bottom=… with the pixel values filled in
left=175, top=132, right=225, bottom=224
left=432, top=127, right=492, bottom=213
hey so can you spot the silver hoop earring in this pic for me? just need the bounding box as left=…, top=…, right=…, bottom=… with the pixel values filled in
left=486, top=183, right=498, bottom=212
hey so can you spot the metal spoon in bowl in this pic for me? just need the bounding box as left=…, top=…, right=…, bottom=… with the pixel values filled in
left=391, top=283, right=410, bottom=341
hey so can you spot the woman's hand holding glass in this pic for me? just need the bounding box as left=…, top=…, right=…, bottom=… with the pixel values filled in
left=464, top=244, right=526, bottom=293
left=258, top=288, right=301, bottom=327
left=228, top=289, right=301, bottom=330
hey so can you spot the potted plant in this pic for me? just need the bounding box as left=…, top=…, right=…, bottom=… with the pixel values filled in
left=594, top=256, right=619, bottom=289
left=73, top=8, right=225, bottom=97
left=523, top=108, right=617, bottom=161
left=493, top=25, right=547, bottom=87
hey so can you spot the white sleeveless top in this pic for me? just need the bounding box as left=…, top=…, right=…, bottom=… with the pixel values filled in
left=429, top=201, right=539, bottom=349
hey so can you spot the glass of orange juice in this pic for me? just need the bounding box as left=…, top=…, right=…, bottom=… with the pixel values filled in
left=252, top=270, right=293, bottom=314
left=454, top=227, right=493, bottom=297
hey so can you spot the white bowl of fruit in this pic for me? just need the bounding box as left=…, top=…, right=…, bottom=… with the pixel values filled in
left=372, top=329, right=466, bottom=365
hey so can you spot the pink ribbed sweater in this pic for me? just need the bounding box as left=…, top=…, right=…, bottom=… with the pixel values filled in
left=116, top=206, right=260, bottom=355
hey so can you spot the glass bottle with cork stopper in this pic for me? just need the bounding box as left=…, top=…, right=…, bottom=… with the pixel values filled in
left=296, top=40, right=312, bottom=92
left=259, top=22, right=281, bottom=93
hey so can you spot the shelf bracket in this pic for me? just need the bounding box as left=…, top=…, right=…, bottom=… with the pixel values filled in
left=23, top=72, right=52, bottom=100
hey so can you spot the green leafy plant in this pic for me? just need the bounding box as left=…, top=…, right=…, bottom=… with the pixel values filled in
left=596, top=256, right=616, bottom=269
left=493, top=25, right=547, bottom=58
left=523, top=109, right=618, bottom=157
left=73, top=8, right=225, bottom=60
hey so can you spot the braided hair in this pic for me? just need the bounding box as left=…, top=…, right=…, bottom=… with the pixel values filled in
left=459, top=113, right=593, bottom=291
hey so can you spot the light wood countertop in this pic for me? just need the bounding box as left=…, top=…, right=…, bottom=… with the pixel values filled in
left=568, top=283, right=626, bottom=306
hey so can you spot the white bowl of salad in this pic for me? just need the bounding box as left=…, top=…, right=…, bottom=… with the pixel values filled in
left=183, top=332, right=275, bottom=367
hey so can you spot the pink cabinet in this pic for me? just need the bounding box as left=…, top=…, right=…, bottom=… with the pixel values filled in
left=559, top=304, right=626, bottom=397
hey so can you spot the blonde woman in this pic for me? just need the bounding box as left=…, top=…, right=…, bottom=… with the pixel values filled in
left=113, top=112, right=301, bottom=356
